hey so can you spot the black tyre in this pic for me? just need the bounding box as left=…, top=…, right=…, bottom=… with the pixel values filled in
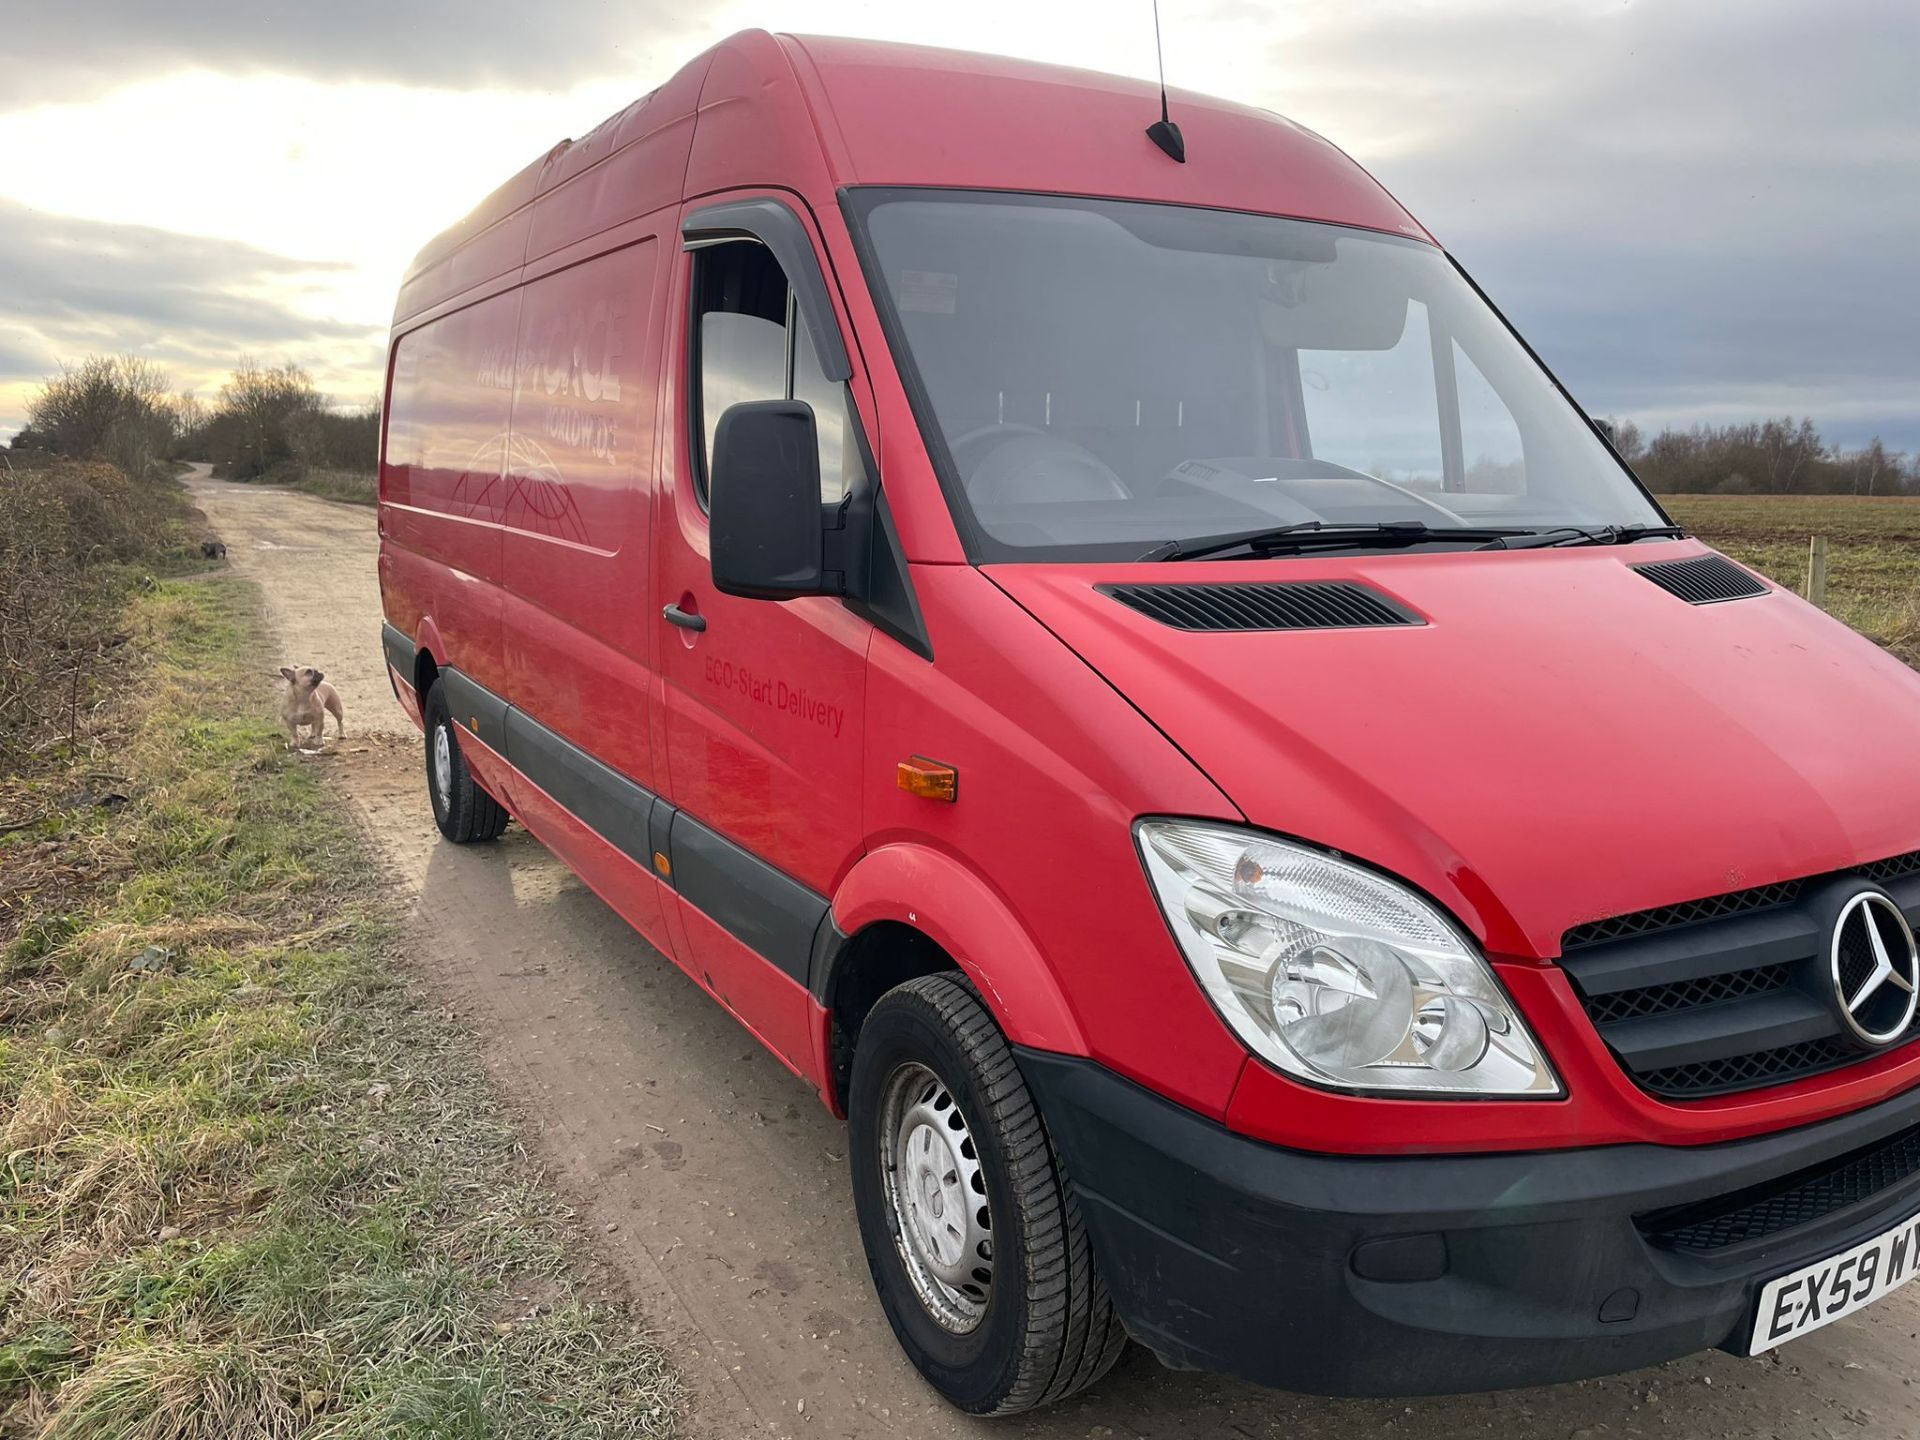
left=422, top=677, right=509, bottom=843
left=847, top=973, right=1127, bottom=1415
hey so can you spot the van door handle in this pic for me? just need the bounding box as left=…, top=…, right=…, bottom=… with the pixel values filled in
left=662, top=603, right=707, bottom=632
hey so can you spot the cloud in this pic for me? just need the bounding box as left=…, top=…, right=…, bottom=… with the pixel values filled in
left=1, top=1, right=712, bottom=106
left=0, top=202, right=383, bottom=431
left=0, top=203, right=355, bottom=341
left=1233, top=0, right=1920, bottom=446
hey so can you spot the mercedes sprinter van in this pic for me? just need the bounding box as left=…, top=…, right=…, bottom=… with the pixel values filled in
left=378, top=31, right=1920, bottom=1413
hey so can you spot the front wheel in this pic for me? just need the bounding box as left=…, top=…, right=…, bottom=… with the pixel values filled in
left=847, top=974, right=1127, bottom=1414
left=422, top=677, right=509, bottom=843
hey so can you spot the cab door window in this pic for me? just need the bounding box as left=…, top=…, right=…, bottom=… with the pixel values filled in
left=692, top=241, right=854, bottom=507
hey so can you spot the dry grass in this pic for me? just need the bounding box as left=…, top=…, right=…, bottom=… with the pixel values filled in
left=288, top=471, right=375, bottom=508
left=1664, top=493, right=1920, bottom=666
left=0, top=460, right=205, bottom=766
left=0, top=581, right=680, bottom=1439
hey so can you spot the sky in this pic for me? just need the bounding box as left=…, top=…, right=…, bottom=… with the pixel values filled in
left=2, top=0, right=1914, bottom=450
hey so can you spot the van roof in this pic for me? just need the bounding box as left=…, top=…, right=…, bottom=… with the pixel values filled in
left=396, top=30, right=1428, bottom=326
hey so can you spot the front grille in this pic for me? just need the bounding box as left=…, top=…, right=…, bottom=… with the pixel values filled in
left=1643, top=1123, right=1920, bottom=1253
left=1639, top=1036, right=1875, bottom=1098
left=1561, top=854, right=1920, bottom=1099
left=1100, top=581, right=1420, bottom=632
left=1863, top=850, right=1920, bottom=885
left=1564, top=881, right=1803, bottom=952
left=1583, top=962, right=1796, bottom=1026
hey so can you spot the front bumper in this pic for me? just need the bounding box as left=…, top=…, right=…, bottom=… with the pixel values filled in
left=1018, top=1049, right=1920, bottom=1397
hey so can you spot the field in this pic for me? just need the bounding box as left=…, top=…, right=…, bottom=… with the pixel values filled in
left=1662, top=493, right=1920, bottom=664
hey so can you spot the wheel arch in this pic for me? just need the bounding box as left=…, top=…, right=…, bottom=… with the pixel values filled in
left=818, top=843, right=1088, bottom=1109
left=409, top=617, right=447, bottom=701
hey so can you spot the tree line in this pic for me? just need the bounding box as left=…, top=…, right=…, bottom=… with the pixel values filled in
left=1605, top=416, right=1920, bottom=496
left=8, top=354, right=377, bottom=482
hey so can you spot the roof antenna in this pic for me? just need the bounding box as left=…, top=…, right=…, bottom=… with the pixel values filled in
left=1145, top=0, right=1186, bottom=162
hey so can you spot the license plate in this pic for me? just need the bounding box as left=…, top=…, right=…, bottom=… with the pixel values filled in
left=1750, top=1207, right=1920, bottom=1353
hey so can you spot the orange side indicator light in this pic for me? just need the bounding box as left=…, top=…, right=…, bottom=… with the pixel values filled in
left=653, top=851, right=673, bottom=878
left=897, top=756, right=958, bottom=803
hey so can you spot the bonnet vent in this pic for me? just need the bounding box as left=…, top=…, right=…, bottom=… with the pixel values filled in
left=1632, top=554, right=1768, bottom=605
left=1101, top=581, right=1420, bottom=632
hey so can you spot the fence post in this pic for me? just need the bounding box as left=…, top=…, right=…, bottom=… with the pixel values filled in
left=1806, top=535, right=1829, bottom=608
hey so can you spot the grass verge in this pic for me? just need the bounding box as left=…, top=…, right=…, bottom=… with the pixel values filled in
left=1, top=463, right=209, bottom=768
left=288, top=471, right=375, bottom=508
left=0, top=579, right=679, bottom=1439
left=203, top=465, right=374, bottom=508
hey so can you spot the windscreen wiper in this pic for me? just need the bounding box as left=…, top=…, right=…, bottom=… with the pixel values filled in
left=1493, top=524, right=1688, bottom=550
left=1138, top=520, right=1552, bottom=562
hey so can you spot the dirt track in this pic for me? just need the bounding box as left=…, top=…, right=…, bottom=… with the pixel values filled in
left=189, top=467, right=1920, bottom=1440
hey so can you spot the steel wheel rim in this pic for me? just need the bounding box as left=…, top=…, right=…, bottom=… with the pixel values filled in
left=878, top=1060, right=993, bottom=1333
left=432, top=724, right=453, bottom=810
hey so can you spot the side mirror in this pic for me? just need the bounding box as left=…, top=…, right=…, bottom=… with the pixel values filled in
left=709, top=400, right=833, bottom=600
left=1592, top=417, right=1616, bottom=446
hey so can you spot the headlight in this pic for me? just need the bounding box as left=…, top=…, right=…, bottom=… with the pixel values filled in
left=1137, top=820, right=1558, bottom=1096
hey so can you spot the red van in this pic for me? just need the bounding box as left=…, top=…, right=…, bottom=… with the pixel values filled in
left=379, top=31, right=1920, bottom=1414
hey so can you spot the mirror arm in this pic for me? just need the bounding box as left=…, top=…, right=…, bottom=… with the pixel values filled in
left=819, top=403, right=883, bottom=602
left=824, top=481, right=876, bottom=599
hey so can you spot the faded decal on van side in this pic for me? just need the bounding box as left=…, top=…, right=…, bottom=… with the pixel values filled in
left=384, top=239, right=659, bottom=557
left=501, top=239, right=659, bottom=553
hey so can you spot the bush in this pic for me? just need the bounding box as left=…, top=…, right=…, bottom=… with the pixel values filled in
left=194, top=361, right=376, bottom=484
left=288, top=404, right=378, bottom=475
left=0, top=460, right=189, bottom=763
left=24, top=357, right=182, bottom=481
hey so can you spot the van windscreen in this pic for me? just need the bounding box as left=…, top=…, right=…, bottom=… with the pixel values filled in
left=848, top=190, right=1664, bottom=562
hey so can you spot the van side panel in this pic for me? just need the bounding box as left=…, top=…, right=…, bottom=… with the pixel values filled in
left=380, top=288, right=522, bottom=701
left=497, top=238, right=664, bottom=781
left=493, top=236, right=669, bottom=950
left=675, top=903, right=821, bottom=1085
